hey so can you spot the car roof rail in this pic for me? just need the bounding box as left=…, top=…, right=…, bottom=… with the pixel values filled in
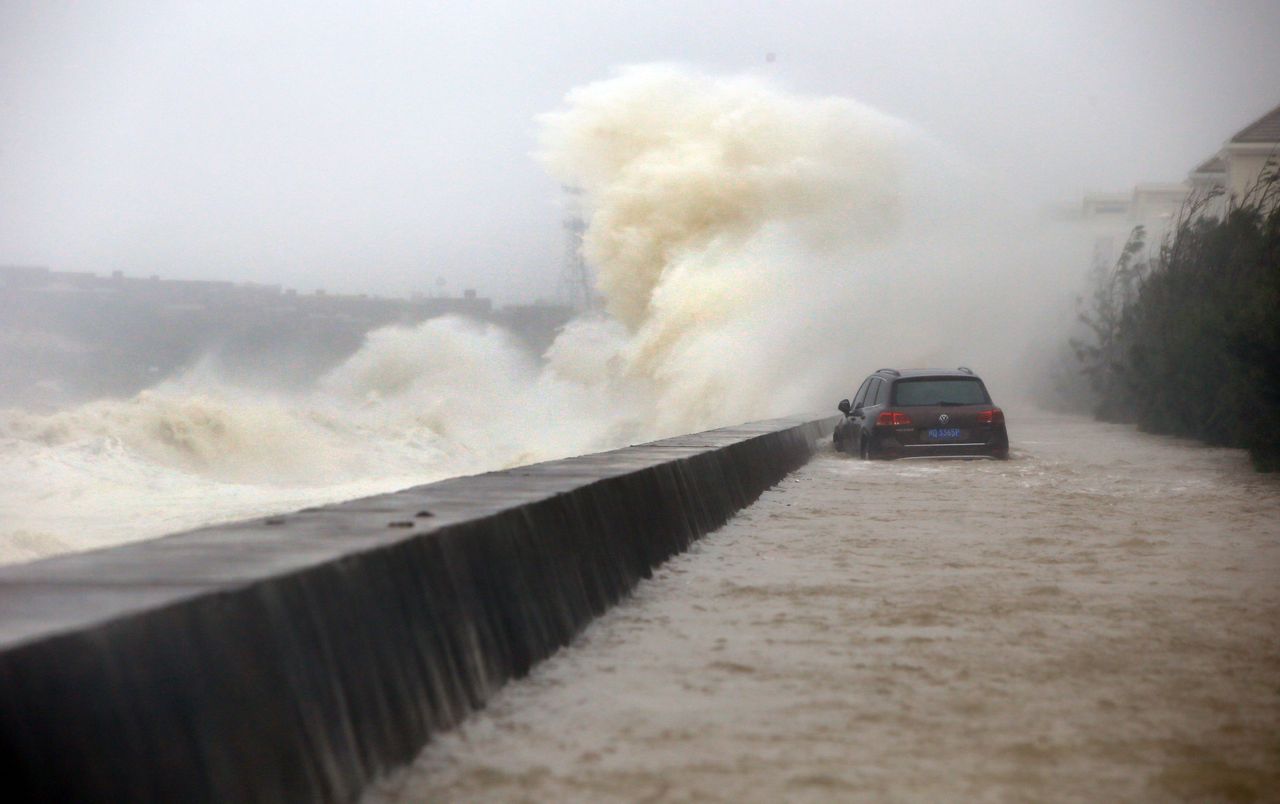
left=875, top=368, right=901, bottom=376
left=957, top=366, right=973, bottom=374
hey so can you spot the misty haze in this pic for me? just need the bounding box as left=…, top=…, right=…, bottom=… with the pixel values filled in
left=2, top=3, right=1278, bottom=802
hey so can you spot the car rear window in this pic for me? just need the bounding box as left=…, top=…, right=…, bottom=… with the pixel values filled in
left=892, top=378, right=990, bottom=406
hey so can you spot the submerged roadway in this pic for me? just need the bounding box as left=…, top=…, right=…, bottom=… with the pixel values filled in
left=369, top=411, right=1280, bottom=802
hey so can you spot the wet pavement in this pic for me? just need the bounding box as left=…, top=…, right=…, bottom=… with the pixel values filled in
left=369, top=411, right=1280, bottom=803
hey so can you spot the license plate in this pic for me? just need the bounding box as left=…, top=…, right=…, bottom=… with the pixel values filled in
left=927, top=428, right=962, bottom=440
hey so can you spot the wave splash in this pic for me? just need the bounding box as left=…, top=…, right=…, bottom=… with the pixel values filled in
left=5, top=65, right=1069, bottom=563
left=538, top=65, right=906, bottom=431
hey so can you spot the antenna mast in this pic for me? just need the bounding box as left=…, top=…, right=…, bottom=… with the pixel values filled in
left=558, top=187, right=595, bottom=313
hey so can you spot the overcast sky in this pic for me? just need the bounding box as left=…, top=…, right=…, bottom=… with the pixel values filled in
left=2, top=0, right=1279, bottom=302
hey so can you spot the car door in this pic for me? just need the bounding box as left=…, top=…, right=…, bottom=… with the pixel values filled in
left=838, top=377, right=873, bottom=448
left=849, top=377, right=878, bottom=445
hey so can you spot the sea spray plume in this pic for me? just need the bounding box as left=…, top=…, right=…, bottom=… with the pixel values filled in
left=538, top=65, right=907, bottom=430
left=539, top=65, right=905, bottom=331
left=322, top=316, right=536, bottom=407
left=318, top=315, right=616, bottom=467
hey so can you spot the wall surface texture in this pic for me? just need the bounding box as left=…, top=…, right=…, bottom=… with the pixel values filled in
left=0, top=415, right=834, bottom=802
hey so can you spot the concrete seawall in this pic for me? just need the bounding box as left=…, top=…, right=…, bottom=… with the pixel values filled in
left=0, top=415, right=834, bottom=802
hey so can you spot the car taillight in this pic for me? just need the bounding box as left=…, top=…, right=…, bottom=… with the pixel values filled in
left=977, top=408, right=1004, bottom=425
left=876, top=411, right=913, bottom=426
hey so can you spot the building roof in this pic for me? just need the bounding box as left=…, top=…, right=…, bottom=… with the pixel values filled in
left=1191, top=154, right=1226, bottom=175
left=1132, top=182, right=1191, bottom=196
left=1229, top=102, right=1280, bottom=144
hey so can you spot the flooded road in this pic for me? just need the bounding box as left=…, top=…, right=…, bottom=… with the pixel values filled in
left=369, top=412, right=1280, bottom=803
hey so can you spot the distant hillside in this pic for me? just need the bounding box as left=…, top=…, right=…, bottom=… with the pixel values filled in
left=0, top=266, right=573, bottom=408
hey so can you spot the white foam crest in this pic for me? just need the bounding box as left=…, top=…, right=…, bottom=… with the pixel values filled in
left=0, top=315, right=623, bottom=561
left=0, top=390, right=347, bottom=483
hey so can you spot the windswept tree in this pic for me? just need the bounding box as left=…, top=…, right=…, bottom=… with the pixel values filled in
left=1071, top=225, right=1146, bottom=420
left=1066, top=160, right=1280, bottom=469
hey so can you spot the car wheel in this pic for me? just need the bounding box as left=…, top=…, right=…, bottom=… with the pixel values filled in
left=859, top=436, right=871, bottom=460
left=833, top=432, right=843, bottom=452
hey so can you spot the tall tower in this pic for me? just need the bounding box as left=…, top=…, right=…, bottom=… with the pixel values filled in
left=558, top=187, right=595, bottom=313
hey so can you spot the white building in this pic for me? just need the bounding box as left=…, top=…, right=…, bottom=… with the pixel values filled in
left=1079, top=183, right=1190, bottom=267
left=1188, top=102, right=1280, bottom=211
left=1079, top=101, right=1279, bottom=267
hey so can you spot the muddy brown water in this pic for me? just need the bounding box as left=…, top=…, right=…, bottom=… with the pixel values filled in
left=368, top=411, right=1280, bottom=803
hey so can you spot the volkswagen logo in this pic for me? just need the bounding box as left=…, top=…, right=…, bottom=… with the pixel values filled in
left=938, top=414, right=950, bottom=424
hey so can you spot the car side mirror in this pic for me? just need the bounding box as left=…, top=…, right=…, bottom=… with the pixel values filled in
left=838, top=399, right=851, bottom=414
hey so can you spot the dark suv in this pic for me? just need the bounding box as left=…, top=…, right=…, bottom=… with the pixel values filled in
left=833, top=368, right=1009, bottom=459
